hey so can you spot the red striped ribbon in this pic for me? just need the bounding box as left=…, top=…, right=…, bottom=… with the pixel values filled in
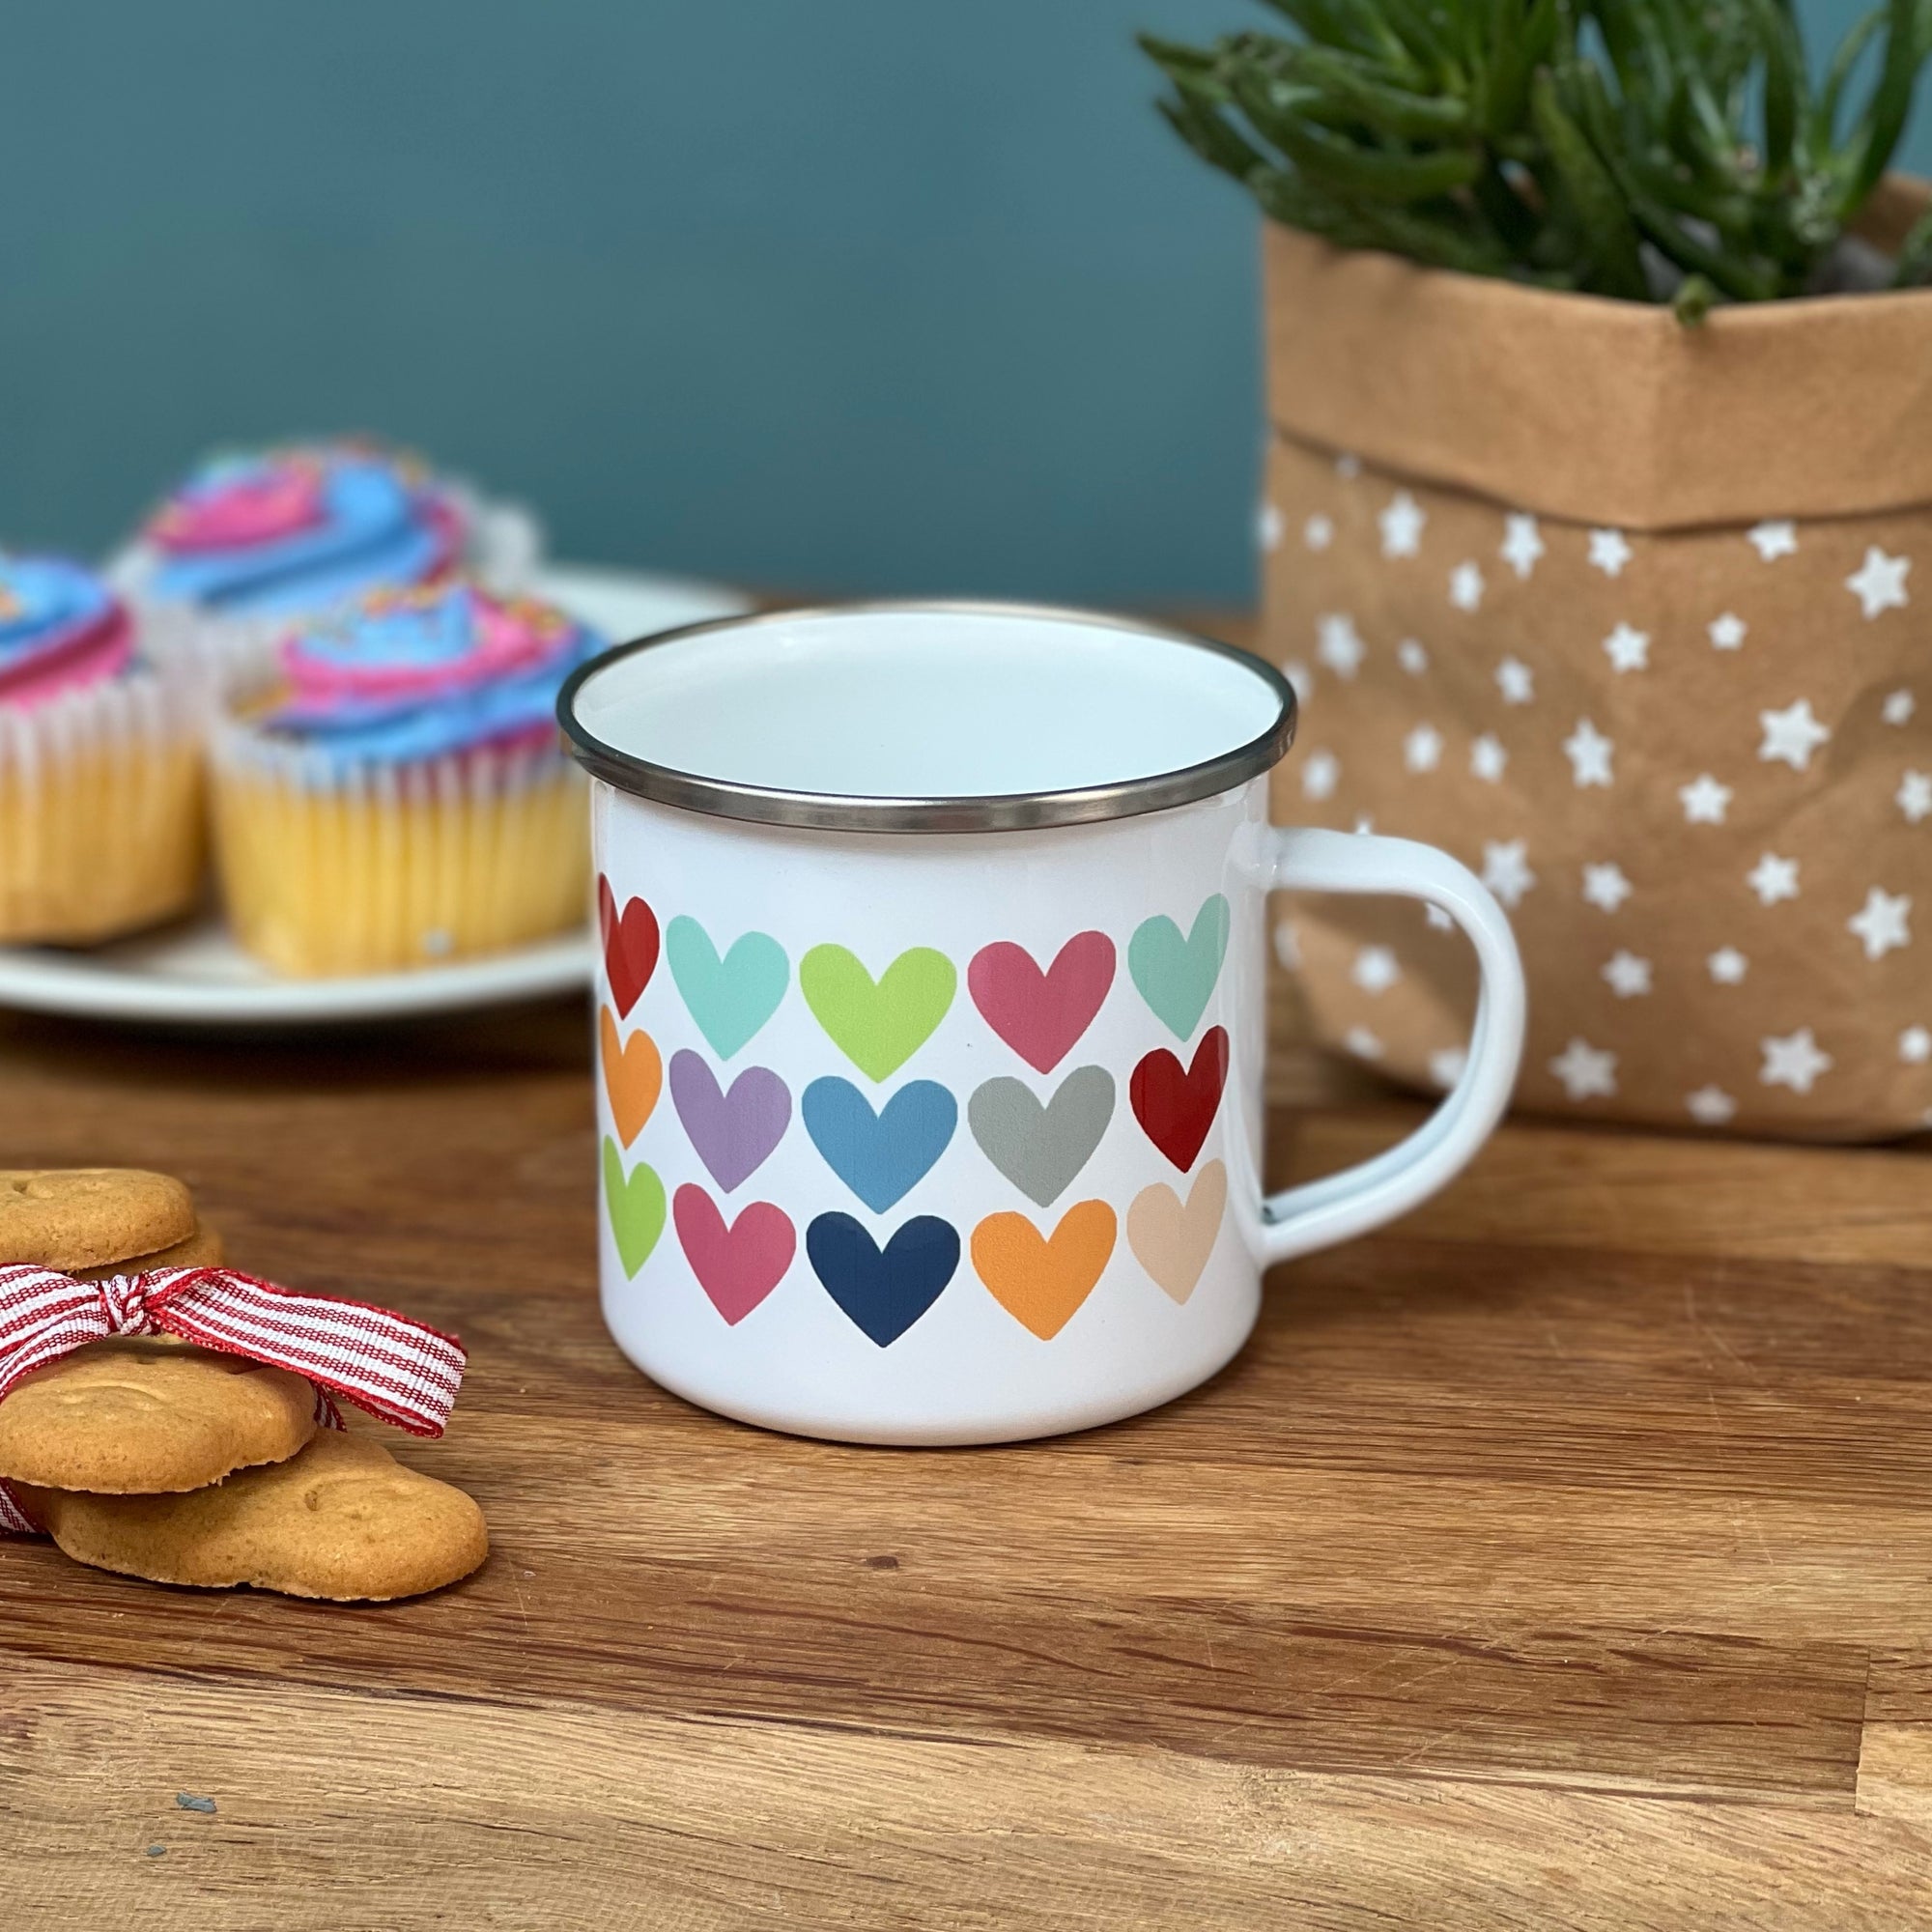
left=0, top=1264, right=466, bottom=1537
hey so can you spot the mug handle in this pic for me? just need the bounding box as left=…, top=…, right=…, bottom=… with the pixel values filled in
left=1261, top=825, right=1526, bottom=1265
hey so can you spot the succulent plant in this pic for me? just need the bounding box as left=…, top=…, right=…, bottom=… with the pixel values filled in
left=1143, top=0, right=1932, bottom=316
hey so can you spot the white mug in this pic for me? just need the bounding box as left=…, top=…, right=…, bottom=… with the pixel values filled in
left=560, top=604, right=1524, bottom=1444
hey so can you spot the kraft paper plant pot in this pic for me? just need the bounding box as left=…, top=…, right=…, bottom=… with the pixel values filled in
left=1261, top=176, right=1932, bottom=1141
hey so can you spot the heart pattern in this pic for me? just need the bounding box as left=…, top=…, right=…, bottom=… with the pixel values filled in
left=971, top=1200, right=1117, bottom=1341
left=599, top=1008, right=663, bottom=1149
left=803, top=1077, right=956, bottom=1213
left=668, top=1051, right=790, bottom=1193
left=602, top=1137, right=667, bottom=1278
left=968, top=932, right=1115, bottom=1073
left=667, top=917, right=788, bottom=1060
left=1130, top=1027, right=1230, bottom=1173
left=967, top=1066, right=1114, bottom=1208
left=1128, top=895, right=1230, bottom=1041
left=1127, top=1160, right=1228, bottom=1304
left=808, top=1212, right=960, bottom=1348
left=674, top=1185, right=794, bottom=1324
left=599, top=876, right=661, bottom=1020
left=801, top=945, right=955, bottom=1082
left=598, top=900, right=1248, bottom=1339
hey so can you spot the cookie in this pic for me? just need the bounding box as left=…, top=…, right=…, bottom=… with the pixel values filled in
left=18, top=1431, right=490, bottom=1602
left=0, top=1169, right=196, bottom=1271
left=0, top=1334, right=316, bottom=1492
left=71, top=1217, right=225, bottom=1283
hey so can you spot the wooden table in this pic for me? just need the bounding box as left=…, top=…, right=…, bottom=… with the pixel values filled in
left=3, top=995, right=1930, bottom=1928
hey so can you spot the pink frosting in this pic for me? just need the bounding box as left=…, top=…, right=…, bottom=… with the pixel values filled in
left=0, top=593, right=136, bottom=713
left=150, top=463, right=327, bottom=554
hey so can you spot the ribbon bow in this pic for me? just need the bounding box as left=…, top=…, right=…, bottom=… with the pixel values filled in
left=0, top=1264, right=466, bottom=1537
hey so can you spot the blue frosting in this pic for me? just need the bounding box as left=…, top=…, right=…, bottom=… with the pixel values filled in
left=0, top=556, right=118, bottom=667
left=149, top=458, right=453, bottom=615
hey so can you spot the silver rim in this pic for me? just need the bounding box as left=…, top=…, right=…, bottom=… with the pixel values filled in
left=556, top=599, right=1296, bottom=834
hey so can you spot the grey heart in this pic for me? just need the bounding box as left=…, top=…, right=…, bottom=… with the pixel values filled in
left=968, top=1065, right=1116, bottom=1208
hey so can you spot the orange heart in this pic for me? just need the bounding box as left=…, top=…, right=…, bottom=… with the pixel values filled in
left=599, top=1007, right=663, bottom=1148
left=971, top=1199, right=1116, bottom=1342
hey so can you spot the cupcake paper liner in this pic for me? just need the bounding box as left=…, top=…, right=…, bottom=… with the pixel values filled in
left=210, top=710, right=586, bottom=978
left=0, top=656, right=213, bottom=946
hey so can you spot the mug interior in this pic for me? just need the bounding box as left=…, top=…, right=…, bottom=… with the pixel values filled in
left=564, top=605, right=1289, bottom=805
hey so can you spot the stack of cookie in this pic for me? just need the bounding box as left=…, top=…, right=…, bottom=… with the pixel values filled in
left=0, top=1168, right=487, bottom=1602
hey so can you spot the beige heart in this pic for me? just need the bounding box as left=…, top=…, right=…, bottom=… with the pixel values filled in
left=1127, top=1158, right=1227, bottom=1304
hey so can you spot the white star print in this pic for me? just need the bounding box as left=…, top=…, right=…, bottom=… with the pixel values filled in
left=1758, top=697, right=1832, bottom=772
left=1603, top=622, right=1650, bottom=672
left=1304, top=513, right=1334, bottom=552
left=1424, top=903, right=1454, bottom=931
left=1481, top=838, right=1535, bottom=908
left=1899, top=771, right=1932, bottom=824
left=1900, top=1024, right=1932, bottom=1065
left=1846, top=546, right=1910, bottom=619
left=1352, top=813, right=1376, bottom=836
left=1679, top=774, right=1733, bottom=824
left=1602, top=950, right=1653, bottom=998
left=1581, top=863, right=1633, bottom=913
left=1499, top=513, right=1545, bottom=580
left=1281, top=660, right=1312, bottom=701
left=1748, top=521, right=1798, bottom=561
left=1747, top=853, right=1801, bottom=906
left=1257, top=502, right=1283, bottom=553
left=1761, top=1028, right=1832, bottom=1094
left=1317, top=612, right=1365, bottom=679
left=1378, top=491, right=1425, bottom=558
left=1563, top=719, right=1614, bottom=787
left=1428, top=1046, right=1467, bottom=1090
left=1708, top=612, right=1747, bottom=650
left=1449, top=561, right=1484, bottom=611
left=1470, top=733, right=1508, bottom=782
left=1351, top=945, right=1402, bottom=994
left=1335, top=452, right=1361, bottom=480
left=1397, top=639, right=1430, bottom=675
left=1404, top=724, right=1443, bottom=773
left=1686, top=1086, right=1738, bottom=1126
left=1587, top=528, right=1634, bottom=577
left=1301, top=749, right=1339, bottom=801
left=1550, top=1037, right=1617, bottom=1101
left=1708, top=948, right=1748, bottom=985
left=1344, top=1025, right=1384, bottom=1061
left=1849, top=886, right=1912, bottom=960
left=1884, top=689, right=1916, bottom=726
left=1496, top=657, right=1534, bottom=705
left=1273, top=917, right=1301, bottom=970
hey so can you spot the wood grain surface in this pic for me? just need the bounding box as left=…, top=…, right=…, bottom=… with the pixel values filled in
left=1, top=995, right=1929, bottom=1929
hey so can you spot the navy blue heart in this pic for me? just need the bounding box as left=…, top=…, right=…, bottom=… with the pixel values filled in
left=807, top=1211, right=959, bottom=1348
left=802, top=1076, right=956, bottom=1213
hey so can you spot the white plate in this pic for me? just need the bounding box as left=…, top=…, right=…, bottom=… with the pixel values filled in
left=0, top=562, right=753, bottom=1026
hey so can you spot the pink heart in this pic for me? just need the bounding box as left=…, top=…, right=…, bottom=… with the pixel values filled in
left=673, top=1185, right=794, bottom=1325
left=968, top=931, right=1116, bottom=1073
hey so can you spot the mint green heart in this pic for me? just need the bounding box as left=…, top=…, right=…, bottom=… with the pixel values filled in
left=603, top=1136, right=667, bottom=1278
left=1129, top=895, right=1231, bottom=1040
left=667, top=917, right=789, bottom=1060
left=800, top=944, right=955, bottom=1083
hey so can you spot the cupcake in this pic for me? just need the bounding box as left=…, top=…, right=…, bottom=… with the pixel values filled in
left=109, top=440, right=542, bottom=680
left=0, top=554, right=209, bottom=944
left=212, top=580, right=603, bottom=977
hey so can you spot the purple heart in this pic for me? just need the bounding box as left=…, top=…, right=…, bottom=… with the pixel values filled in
left=669, top=1050, right=791, bottom=1193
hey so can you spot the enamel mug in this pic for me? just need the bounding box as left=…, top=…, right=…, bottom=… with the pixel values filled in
left=559, top=604, right=1524, bottom=1445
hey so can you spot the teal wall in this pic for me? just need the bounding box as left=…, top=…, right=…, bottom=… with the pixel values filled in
left=2, top=3, right=1921, bottom=607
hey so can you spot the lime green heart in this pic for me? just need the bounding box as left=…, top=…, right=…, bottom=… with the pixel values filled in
left=603, top=1136, right=667, bottom=1278
left=1129, top=894, right=1231, bottom=1040
left=801, top=944, right=956, bottom=1082
left=667, top=916, right=789, bottom=1060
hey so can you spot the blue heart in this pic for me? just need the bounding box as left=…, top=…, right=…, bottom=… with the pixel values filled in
left=807, top=1212, right=958, bottom=1348
left=802, top=1077, right=956, bottom=1213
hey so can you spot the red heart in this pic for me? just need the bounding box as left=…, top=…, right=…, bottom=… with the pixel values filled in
left=1130, top=1026, right=1230, bottom=1174
left=673, top=1185, right=795, bottom=1326
left=598, top=875, right=660, bottom=1019
left=968, top=931, right=1115, bottom=1074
